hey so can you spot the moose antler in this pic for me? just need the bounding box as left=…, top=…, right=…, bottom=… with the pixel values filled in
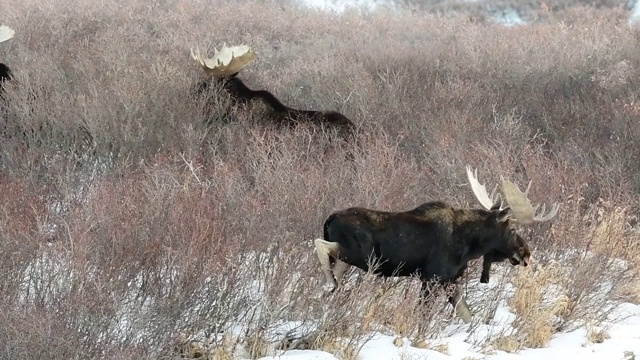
left=500, top=177, right=559, bottom=224
left=190, top=44, right=256, bottom=77
left=0, top=25, right=15, bottom=44
left=466, top=165, right=503, bottom=210
left=466, top=165, right=559, bottom=223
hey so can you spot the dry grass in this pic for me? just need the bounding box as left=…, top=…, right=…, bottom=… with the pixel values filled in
left=506, top=264, right=572, bottom=349
left=1, top=0, right=640, bottom=358
left=617, top=281, right=640, bottom=304
left=403, top=0, right=630, bottom=25
left=586, top=326, right=610, bottom=344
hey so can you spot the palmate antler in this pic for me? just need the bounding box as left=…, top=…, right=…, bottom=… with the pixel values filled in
left=0, top=25, right=15, bottom=44
left=190, top=44, right=256, bottom=77
left=466, top=167, right=503, bottom=211
left=500, top=177, right=559, bottom=223
left=465, top=165, right=559, bottom=224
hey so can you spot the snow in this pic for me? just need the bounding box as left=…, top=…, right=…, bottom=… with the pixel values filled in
left=292, top=0, right=640, bottom=28
left=255, top=303, right=640, bottom=359
left=16, top=245, right=640, bottom=358
left=630, top=0, right=640, bottom=25
left=249, top=271, right=640, bottom=360
left=20, top=247, right=640, bottom=359
left=490, top=8, right=526, bottom=27
left=293, top=0, right=395, bottom=13
left=268, top=350, right=338, bottom=359
left=290, top=0, right=528, bottom=27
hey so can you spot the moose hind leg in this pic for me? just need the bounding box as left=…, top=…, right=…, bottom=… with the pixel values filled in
left=314, top=238, right=341, bottom=292
left=332, top=259, right=350, bottom=289
left=447, top=283, right=472, bottom=324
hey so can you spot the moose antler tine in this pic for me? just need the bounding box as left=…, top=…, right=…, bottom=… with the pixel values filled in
left=501, top=177, right=559, bottom=224
left=533, top=202, right=559, bottom=222
left=496, top=192, right=505, bottom=210
left=548, top=203, right=560, bottom=220
left=0, top=25, right=15, bottom=44
left=490, top=184, right=503, bottom=208
left=190, top=46, right=211, bottom=71
left=466, top=165, right=496, bottom=211
left=500, top=178, right=534, bottom=224
left=189, top=43, right=256, bottom=76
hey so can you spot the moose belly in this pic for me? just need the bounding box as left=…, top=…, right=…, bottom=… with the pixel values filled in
left=339, top=254, right=424, bottom=278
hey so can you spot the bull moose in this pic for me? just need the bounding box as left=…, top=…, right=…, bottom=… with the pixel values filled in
left=190, top=45, right=355, bottom=142
left=314, top=166, right=559, bottom=323
left=0, top=25, right=15, bottom=93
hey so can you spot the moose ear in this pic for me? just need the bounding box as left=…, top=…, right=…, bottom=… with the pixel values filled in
left=495, top=208, right=511, bottom=223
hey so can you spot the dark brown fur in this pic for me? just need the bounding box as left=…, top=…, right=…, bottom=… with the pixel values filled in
left=481, top=245, right=531, bottom=283
left=321, top=201, right=530, bottom=310
left=0, top=63, right=11, bottom=96
left=196, top=72, right=355, bottom=142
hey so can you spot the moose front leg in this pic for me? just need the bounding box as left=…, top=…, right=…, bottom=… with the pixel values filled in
left=418, top=280, right=470, bottom=323
left=481, top=255, right=495, bottom=284
left=419, top=279, right=435, bottom=306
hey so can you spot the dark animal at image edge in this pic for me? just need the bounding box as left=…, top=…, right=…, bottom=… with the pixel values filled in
left=0, top=25, right=15, bottom=95
left=314, top=166, right=558, bottom=323
left=0, top=63, right=11, bottom=102
left=0, top=63, right=11, bottom=85
left=0, top=26, right=94, bottom=153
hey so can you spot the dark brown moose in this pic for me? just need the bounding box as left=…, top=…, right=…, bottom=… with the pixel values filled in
left=190, top=44, right=355, bottom=142
left=314, top=165, right=559, bottom=323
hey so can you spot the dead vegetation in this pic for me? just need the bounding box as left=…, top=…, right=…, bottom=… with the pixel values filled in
left=0, top=0, right=640, bottom=358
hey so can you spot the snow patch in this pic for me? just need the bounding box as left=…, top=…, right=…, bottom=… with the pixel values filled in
left=293, top=0, right=394, bottom=14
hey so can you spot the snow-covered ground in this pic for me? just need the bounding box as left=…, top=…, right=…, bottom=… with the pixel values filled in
left=631, top=0, right=640, bottom=25
left=293, top=0, right=395, bottom=13
left=293, top=0, right=640, bottom=27
left=257, top=302, right=640, bottom=360
left=292, top=0, right=529, bottom=26
left=20, top=245, right=640, bottom=359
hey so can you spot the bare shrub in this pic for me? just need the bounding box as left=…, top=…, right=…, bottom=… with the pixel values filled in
left=1, top=0, right=640, bottom=358
left=508, top=263, right=572, bottom=349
